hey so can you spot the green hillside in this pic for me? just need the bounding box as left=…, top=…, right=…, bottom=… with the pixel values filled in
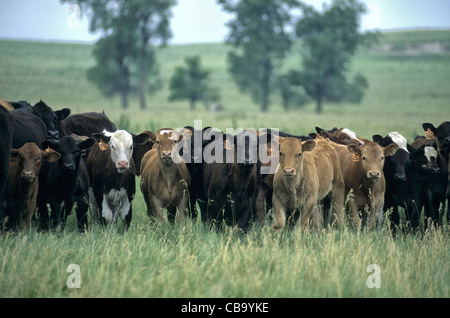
left=1, top=29, right=449, bottom=140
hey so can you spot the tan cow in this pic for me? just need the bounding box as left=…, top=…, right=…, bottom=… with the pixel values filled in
left=272, top=136, right=345, bottom=231
left=330, top=141, right=398, bottom=229
left=140, top=128, right=191, bottom=223
left=8, top=143, right=60, bottom=229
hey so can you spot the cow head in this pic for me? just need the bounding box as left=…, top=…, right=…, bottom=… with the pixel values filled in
left=92, top=130, right=150, bottom=173
left=10, top=142, right=60, bottom=182
left=278, top=137, right=316, bottom=177
left=32, top=100, right=70, bottom=140
left=317, top=126, right=366, bottom=147
left=373, top=132, right=412, bottom=181
left=348, top=142, right=398, bottom=183
left=155, top=128, right=184, bottom=165
left=410, top=145, right=440, bottom=175
left=41, top=136, right=95, bottom=173
left=422, top=121, right=450, bottom=154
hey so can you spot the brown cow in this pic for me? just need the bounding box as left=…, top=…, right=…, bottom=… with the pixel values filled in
left=272, top=137, right=345, bottom=231
left=140, top=128, right=190, bottom=223
left=330, top=141, right=398, bottom=229
left=316, top=127, right=369, bottom=147
left=7, top=143, right=60, bottom=229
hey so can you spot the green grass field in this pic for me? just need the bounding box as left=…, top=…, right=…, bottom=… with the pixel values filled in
left=0, top=30, right=449, bottom=298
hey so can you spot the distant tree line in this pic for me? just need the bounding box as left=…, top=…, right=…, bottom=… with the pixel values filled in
left=63, top=0, right=379, bottom=113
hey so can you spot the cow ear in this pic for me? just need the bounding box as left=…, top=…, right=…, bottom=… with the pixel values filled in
left=133, top=132, right=152, bottom=146
left=347, top=144, right=362, bottom=156
left=92, top=133, right=110, bottom=143
left=55, top=108, right=71, bottom=120
left=384, top=143, right=399, bottom=157
left=80, top=138, right=96, bottom=150
left=41, top=139, right=59, bottom=151
left=315, top=126, right=324, bottom=134
left=320, top=130, right=333, bottom=139
left=143, top=131, right=157, bottom=142
left=42, top=150, right=61, bottom=162
left=11, top=148, right=19, bottom=158
left=372, top=134, right=384, bottom=145
left=302, top=140, right=316, bottom=152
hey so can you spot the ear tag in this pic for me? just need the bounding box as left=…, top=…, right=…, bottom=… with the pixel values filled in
left=99, top=138, right=109, bottom=151
left=425, top=128, right=435, bottom=140
left=224, top=139, right=233, bottom=150
left=46, top=146, right=53, bottom=152
left=268, top=146, right=279, bottom=157
left=351, top=153, right=361, bottom=162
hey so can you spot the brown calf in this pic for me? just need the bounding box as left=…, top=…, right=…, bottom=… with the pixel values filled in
left=272, top=137, right=345, bottom=231
left=140, top=128, right=190, bottom=223
left=330, top=141, right=398, bottom=229
left=8, top=143, right=60, bottom=229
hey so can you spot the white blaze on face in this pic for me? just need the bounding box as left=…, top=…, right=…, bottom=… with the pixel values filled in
left=424, top=146, right=438, bottom=163
left=388, top=132, right=409, bottom=153
left=342, top=128, right=365, bottom=146
left=159, top=129, right=176, bottom=140
left=105, top=130, right=134, bottom=172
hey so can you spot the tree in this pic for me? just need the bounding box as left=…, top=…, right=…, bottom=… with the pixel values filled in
left=217, top=0, right=301, bottom=112
left=168, top=56, right=220, bottom=110
left=61, top=0, right=176, bottom=109
left=293, top=0, right=378, bottom=113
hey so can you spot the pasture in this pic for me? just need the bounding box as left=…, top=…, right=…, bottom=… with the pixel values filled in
left=0, top=30, right=449, bottom=299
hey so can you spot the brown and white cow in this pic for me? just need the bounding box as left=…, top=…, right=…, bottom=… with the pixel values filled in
left=140, top=128, right=190, bottom=223
left=272, top=137, right=345, bottom=231
left=316, top=127, right=368, bottom=147
left=7, top=143, right=60, bottom=229
left=86, top=129, right=150, bottom=228
left=330, top=141, right=398, bottom=229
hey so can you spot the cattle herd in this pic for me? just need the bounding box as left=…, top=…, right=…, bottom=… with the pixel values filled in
left=0, top=98, right=449, bottom=234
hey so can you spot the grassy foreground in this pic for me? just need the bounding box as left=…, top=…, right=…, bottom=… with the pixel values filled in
left=0, top=30, right=449, bottom=298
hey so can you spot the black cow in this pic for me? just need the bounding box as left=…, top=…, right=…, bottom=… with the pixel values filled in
left=59, top=111, right=117, bottom=138
left=0, top=106, right=13, bottom=226
left=37, top=136, right=95, bottom=231
left=202, top=129, right=270, bottom=231
left=372, top=132, right=413, bottom=230
left=11, top=111, right=48, bottom=149
left=406, top=144, right=444, bottom=229
left=422, top=122, right=450, bottom=223
left=31, top=100, right=70, bottom=140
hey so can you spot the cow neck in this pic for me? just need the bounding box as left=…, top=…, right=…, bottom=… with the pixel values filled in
left=232, top=163, right=256, bottom=188
left=158, top=160, right=180, bottom=193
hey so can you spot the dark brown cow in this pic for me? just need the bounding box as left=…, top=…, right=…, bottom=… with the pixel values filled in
left=0, top=106, right=13, bottom=226
left=7, top=143, right=60, bottom=229
left=140, top=128, right=190, bottom=223
left=272, top=137, right=345, bottom=231
left=330, top=141, right=398, bottom=229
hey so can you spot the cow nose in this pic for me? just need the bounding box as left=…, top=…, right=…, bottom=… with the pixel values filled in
left=162, top=151, right=171, bottom=158
left=64, top=163, right=75, bottom=170
left=368, top=170, right=380, bottom=179
left=48, top=130, right=59, bottom=139
left=283, top=167, right=295, bottom=175
left=22, top=170, right=35, bottom=179
left=118, top=161, right=129, bottom=168
left=430, top=166, right=440, bottom=174
left=394, top=174, right=406, bottom=181
left=445, top=137, right=450, bottom=145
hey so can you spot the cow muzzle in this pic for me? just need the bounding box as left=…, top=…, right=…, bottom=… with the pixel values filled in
left=283, top=167, right=296, bottom=176
left=21, top=170, right=35, bottom=181
left=367, top=170, right=381, bottom=180
left=116, top=161, right=129, bottom=172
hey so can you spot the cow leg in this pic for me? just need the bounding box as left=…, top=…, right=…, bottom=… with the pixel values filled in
left=346, top=196, right=362, bottom=230
left=272, top=194, right=286, bottom=232
left=176, top=194, right=189, bottom=223
left=149, top=196, right=166, bottom=223
left=75, top=195, right=89, bottom=232
left=123, top=203, right=132, bottom=229
left=37, top=202, right=50, bottom=231
left=299, top=194, right=318, bottom=230
left=88, top=187, right=100, bottom=224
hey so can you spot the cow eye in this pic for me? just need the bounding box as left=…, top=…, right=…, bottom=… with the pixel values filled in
left=297, top=153, right=302, bottom=157
left=279, top=152, right=284, bottom=157
left=129, top=145, right=133, bottom=150
left=173, top=140, right=177, bottom=144
left=156, top=140, right=160, bottom=144
left=362, top=156, right=366, bottom=161
left=381, top=156, right=384, bottom=161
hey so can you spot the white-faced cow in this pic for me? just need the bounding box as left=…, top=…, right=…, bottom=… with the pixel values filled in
left=86, top=130, right=149, bottom=228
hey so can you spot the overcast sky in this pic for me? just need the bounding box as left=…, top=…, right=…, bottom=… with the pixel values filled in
left=0, top=0, right=449, bottom=44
